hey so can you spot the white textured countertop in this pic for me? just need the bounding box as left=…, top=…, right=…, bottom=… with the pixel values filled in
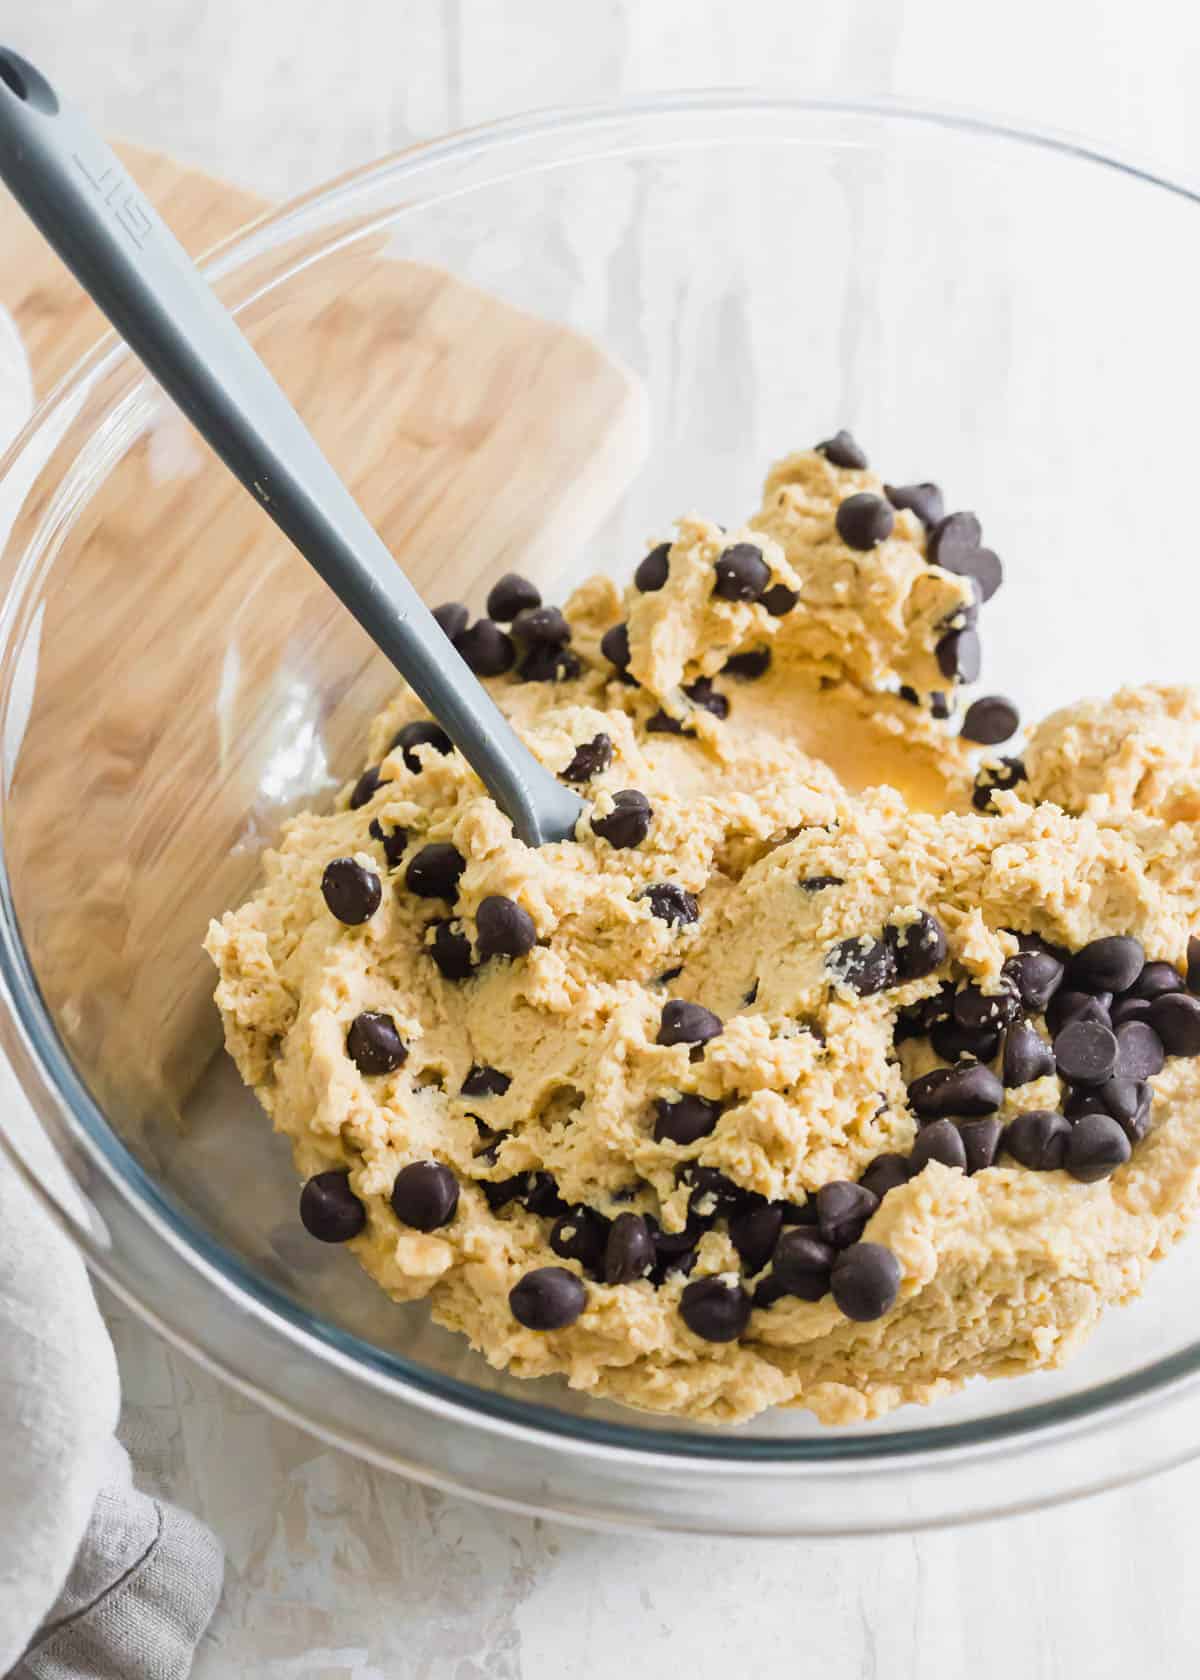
left=8, top=0, right=1200, bottom=1673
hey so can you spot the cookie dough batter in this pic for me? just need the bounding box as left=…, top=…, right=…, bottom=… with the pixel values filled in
left=207, top=436, right=1200, bottom=1424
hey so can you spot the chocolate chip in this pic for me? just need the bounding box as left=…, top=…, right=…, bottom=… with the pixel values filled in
left=652, top=1245, right=699, bottom=1286
left=321, top=857, right=382, bottom=925
left=929, top=1017, right=1001, bottom=1063
left=486, top=572, right=541, bottom=623
left=635, top=542, right=671, bottom=592
left=927, top=517, right=1001, bottom=598
left=550, top=1207, right=610, bottom=1277
left=1115, top=1020, right=1165, bottom=1080
left=679, top=1164, right=751, bottom=1220
left=475, top=895, right=537, bottom=962
left=645, top=708, right=689, bottom=737
left=910, top=1118, right=968, bottom=1174
left=728, top=1203, right=784, bottom=1275
left=1016, top=929, right=1072, bottom=963
left=640, top=883, right=699, bottom=926
left=961, top=696, right=1020, bottom=746
left=430, top=920, right=474, bottom=981
left=724, top=647, right=772, bottom=679
left=510, top=1266, right=587, bottom=1330
left=1054, top=1018, right=1119, bottom=1085
left=299, top=1170, right=366, bottom=1242
left=885, top=481, right=944, bottom=529
left=368, top=819, right=408, bottom=869
left=480, top=1172, right=528, bottom=1212
left=653, top=1213, right=707, bottom=1264
left=928, top=511, right=982, bottom=569
left=1003, top=949, right=1065, bottom=1013
left=942, top=593, right=979, bottom=631
left=592, top=789, right=652, bottom=848
left=835, top=492, right=894, bottom=551
left=963, top=549, right=1004, bottom=601
left=512, top=604, right=570, bottom=650
left=935, top=628, right=981, bottom=684
left=346, top=1012, right=407, bottom=1075
left=456, top=618, right=515, bottom=676
left=406, top=842, right=466, bottom=902
left=1080, top=1076, right=1152, bottom=1142
left=390, top=1161, right=458, bottom=1231
left=349, top=765, right=383, bottom=809
left=654, top=1094, right=721, bottom=1144
left=760, top=1230, right=836, bottom=1303
left=1047, top=989, right=1112, bottom=1036
left=889, top=911, right=948, bottom=981
left=524, top=1172, right=569, bottom=1217
left=1148, top=991, right=1200, bottom=1056
left=801, top=875, right=844, bottom=893
left=1065, top=1113, right=1131, bottom=1184
left=972, top=756, right=1027, bottom=811
left=826, top=935, right=898, bottom=996
left=462, top=1064, right=511, bottom=1098
left=682, top=675, right=729, bottom=720
left=1188, top=935, right=1200, bottom=993
left=657, top=1001, right=723, bottom=1048
left=713, top=543, right=770, bottom=602
left=1061, top=1083, right=1094, bottom=1121
left=762, top=583, right=798, bottom=617
left=1003, top=1020, right=1056, bottom=1087
left=1068, top=936, right=1145, bottom=996
left=1110, top=996, right=1152, bottom=1028
left=432, top=601, right=469, bottom=641
left=817, top=429, right=868, bottom=469
left=909, top=1062, right=1003, bottom=1119
left=600, top=622, right=631, bottom=672
left=1127, top=961, right=1184, bottom=1002
left=658, top=966, right=684, bottom=985
left=953, top=982, right=1020, bottom=1032
left=604, top=1212, right=655, bottom=1284
left=959, top=1116, right=1003, bottom=1175
left=896, top=981, right=954, bottom=1037
left=562, top=733, right=613, bottom=783
left=391, top=719, right=453, bottom=773
left=679, top=1275, right=751, bottom=1341
left=859, top=1153, right=912, bottom=1201
left=1002, top=1109, right=1070, bottom=1171
left=816, top=1181, right=879, bottom=1249
left=830, top=1242, right=901, bottom=1321
left=518, top=644, right=582, bottom=683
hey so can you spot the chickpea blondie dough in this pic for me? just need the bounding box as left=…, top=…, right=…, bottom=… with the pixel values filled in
left=207, top=440, right=1200, bottom=1425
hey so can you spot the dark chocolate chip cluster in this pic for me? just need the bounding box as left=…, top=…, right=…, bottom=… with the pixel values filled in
left=428, top=570, right=584, bottom=685
left=813, top=431, right=1018, bottom=745
left=885, top=929, right=1200, bottom=1192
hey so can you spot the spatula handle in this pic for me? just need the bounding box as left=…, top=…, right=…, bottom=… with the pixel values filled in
left=0, top=49, right=584, bottom=846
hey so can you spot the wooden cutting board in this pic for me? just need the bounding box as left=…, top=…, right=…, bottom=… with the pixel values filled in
left=0, top=143, right=646, bottom=1125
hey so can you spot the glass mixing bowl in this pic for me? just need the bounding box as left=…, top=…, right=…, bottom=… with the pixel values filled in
left=3, top=94, right=1200, bottom=1536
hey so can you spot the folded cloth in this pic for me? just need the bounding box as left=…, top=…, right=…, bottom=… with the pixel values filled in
left=11, top=1436, right=224, bottom=1680
left=0, top=1100, right=224, bottom=1677
left=0, top=1145, right=225, bottom=1678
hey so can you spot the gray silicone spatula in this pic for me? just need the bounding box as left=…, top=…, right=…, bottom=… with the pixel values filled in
left=0, top=49, right=585, bottom=847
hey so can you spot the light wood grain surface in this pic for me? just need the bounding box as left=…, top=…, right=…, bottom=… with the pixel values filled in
left=0, top=142, right=642, bottom=1124
left=4, top=3, right=1200, bottom=1677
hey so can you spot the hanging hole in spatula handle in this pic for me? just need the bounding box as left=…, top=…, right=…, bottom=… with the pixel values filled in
left=0, top=49, right=59, bottom=114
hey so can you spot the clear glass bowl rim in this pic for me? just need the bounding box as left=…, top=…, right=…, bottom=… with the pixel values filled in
left=3, top=88, right=1200, bottom=1478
